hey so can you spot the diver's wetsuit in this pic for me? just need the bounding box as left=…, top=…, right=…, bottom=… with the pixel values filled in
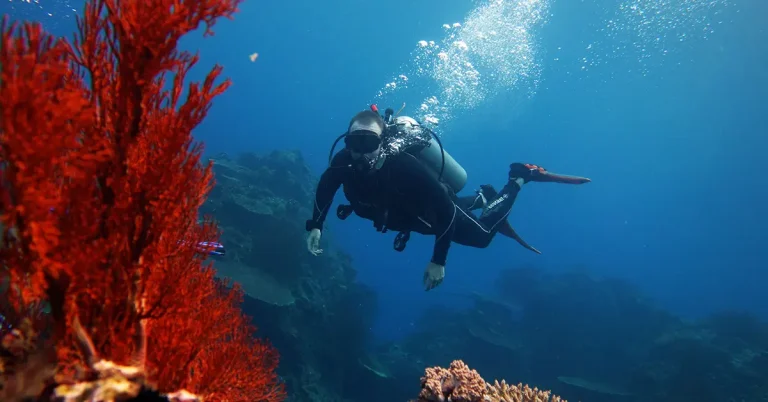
left=381, top=181, right=522, bottom=249
left=307, top=149, right=520, bottom=266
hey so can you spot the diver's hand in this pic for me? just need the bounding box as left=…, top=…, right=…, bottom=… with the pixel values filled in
left=307, top=228, right=323, bottom=256
left=423, top=262, right=445, bottom=291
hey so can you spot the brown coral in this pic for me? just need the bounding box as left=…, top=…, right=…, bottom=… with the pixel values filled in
left=419, top=360, right=487, bottom=402
left=0, top=303, right=56, bottom=402
left=416, top=360, right=567, bottom=402
left=49, top=310, right=199, bottom=402
left=485, top=379, right=565, bottom=402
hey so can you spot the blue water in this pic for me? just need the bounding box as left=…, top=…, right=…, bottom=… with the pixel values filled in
left=6, top=0, right=767, bottom=344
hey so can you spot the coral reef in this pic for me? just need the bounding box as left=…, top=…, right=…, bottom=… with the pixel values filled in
left=416, top=360, right=565, bottom=402
left=0, top=1, right=283, bottom=401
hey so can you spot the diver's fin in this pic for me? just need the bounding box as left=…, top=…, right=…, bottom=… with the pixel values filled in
left=536, top=171, right=591, bottom=184
left=511, top=163, right=591, bottom=184
left=500, top=220, right=541, bottom=254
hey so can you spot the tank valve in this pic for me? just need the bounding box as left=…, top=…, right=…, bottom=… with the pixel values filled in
left=384, top=108, right=394, bottom=123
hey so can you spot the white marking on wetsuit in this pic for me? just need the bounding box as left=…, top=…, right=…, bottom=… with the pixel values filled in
left=486, top=193, right=508, bottom=210
left=314, top=164, right=352, bottom=221
left=418, top=197, right=511, bottom=239
left=314, top=199, right=330, bottom=218
left=455, top=205, right=490, bottom=233
left=487, top=207, right=512, bottom=233
left=455, top=200, right=511, bottom=234
left=468, top=195, right=480, bottom=210
left=469, top=193, right=487, bottom=210
left=435, top=205, right=456, bottom=242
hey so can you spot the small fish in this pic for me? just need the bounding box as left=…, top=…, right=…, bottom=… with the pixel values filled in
left=47, top=209, right=225, bottom=257
left=196, top=241, right=225, bottom=256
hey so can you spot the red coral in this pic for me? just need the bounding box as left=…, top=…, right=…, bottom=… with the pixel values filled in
left=0, top=1, right=285, bottom=401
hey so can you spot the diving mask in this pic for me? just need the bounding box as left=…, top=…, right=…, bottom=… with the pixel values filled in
left=344, top=130, right=381, bottom=154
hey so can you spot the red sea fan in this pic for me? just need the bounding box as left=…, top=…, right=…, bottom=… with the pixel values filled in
left=0, top=1, right=285, bottom=401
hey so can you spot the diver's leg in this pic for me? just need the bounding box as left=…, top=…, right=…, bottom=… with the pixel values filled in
left=458, top=184, right=517, bottom=240
left=451, top=164, right=549, bottom=247
left=478, top=161, right=592, bottom=225
left=448, top=182, right=520, bottom=249
left=450, top=197, right=520, bottom=248
left=475, top=161, right=591, bottom=225
left=471, top=182, right=540, bottom=253
left=469, top=185, right=513, bottom=236
left=453, top=163, right=591, bottom=250
left=457, top=184, right=508, bottom=212
left=476, top=178, right=524, bottom=233
left=455, top=193, right=486, bottom=211
left=450, top=208, right=496, bottom=248
left=449, top=166, right=530, bottom=248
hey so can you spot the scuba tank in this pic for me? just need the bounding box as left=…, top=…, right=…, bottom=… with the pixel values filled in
left=388, top=115, right=467, bottom=194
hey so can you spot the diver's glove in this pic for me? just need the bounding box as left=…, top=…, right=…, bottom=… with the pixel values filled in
left=423, top=262, right=445, bottom=291
left=509, top=163, right=591, bottom=184
left=307, top=228, right=323, bottom=256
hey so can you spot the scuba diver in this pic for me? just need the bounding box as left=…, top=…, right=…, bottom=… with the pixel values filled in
left=305, top=106, right=590, bottom=291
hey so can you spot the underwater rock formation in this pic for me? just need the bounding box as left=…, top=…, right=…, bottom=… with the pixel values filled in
left=631, top=312, right=768, bottom=402
left=374, top=267, right=768, bottom=402
left=203, top=151, right=315, bottom=291
left=202, top=151, right=379, bottom=402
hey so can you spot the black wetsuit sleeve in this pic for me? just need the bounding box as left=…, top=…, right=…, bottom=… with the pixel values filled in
left=307, top=152, right=350, bottom=232
left=390, top=154, right=456, bottom=266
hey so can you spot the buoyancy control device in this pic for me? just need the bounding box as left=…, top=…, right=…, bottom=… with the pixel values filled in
left=388, top=115, right=467, bottom=194
left=329, top=104, right=469, bottom=252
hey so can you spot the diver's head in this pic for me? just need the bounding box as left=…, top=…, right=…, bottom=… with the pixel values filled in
left=345, top=110, right=385, bottom=168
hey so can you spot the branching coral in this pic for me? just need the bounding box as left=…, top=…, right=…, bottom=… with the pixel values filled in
left=416, top=360, right=566, bottom=402
left=0, top=0, right=284, bottom=401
